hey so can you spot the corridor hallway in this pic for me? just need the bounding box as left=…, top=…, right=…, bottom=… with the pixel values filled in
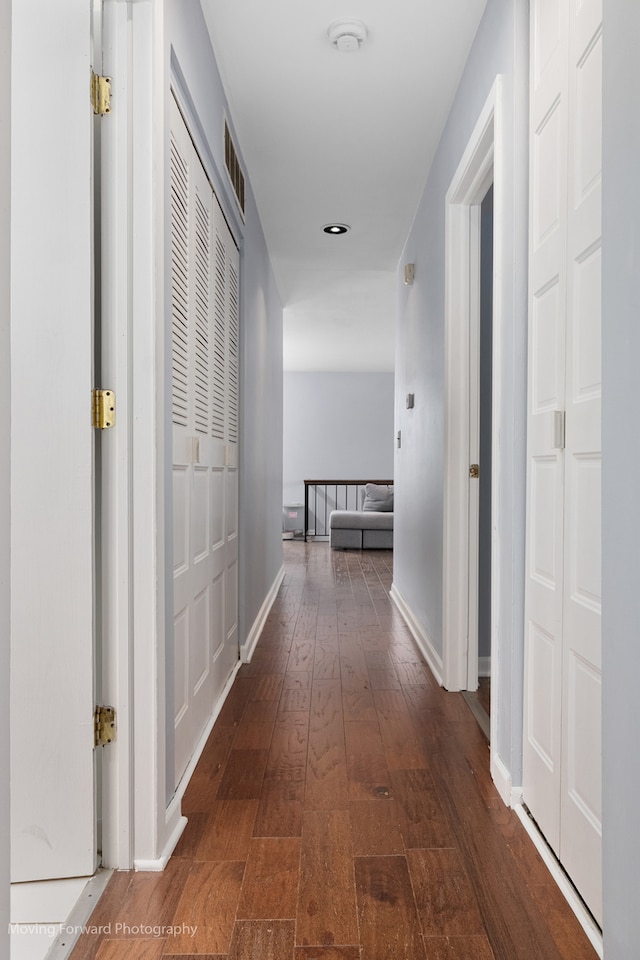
left=70, top=543, right=598, bottom=960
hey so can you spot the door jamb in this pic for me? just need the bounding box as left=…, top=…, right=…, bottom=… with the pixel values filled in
left=442, top=77, right=502, bottom=728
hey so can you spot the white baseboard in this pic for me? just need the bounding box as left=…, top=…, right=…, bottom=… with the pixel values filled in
left=490, top=751, right=514, bottom=808
left=240, top=565, right=285, bottom=663
left=134, top=655, right=243, bottom=873
left=135, top=568, right=286, bottom=873
left=134, top=813, right=187, bottom=873
left=514, top=804, right=603, bottom=959
left=389, top=583, right=443, bottom=686
left=478, top=655, right=491, bottom=677
left=175, top=659, right=242, bottom=798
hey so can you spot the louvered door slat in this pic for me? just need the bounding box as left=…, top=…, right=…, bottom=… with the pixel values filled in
left=194, top=191, right=211, bottom=436
left=170, top=133, right=190, bottom=429
left=227, top=260, right=240, bottom=443
left=212, top=234, right=226, bottom=440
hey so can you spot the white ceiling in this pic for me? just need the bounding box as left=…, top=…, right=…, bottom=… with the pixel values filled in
left=201, top=0, right=487, bottom=372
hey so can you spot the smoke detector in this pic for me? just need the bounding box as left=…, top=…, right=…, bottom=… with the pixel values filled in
left=328, top=18, right=368, bottom=53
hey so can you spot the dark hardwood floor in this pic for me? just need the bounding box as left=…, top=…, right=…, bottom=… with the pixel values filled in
left=477, top=676, right=491, bottom=717
left=70, top=542, right=598, bottom=960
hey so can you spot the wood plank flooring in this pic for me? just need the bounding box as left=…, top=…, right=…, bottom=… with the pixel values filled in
left=70, top=543, right=598, bottom=960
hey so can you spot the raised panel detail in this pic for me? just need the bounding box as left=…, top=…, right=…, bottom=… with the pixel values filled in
left=174, top=608, right=188, bottom=724
left=572, top=243, right=601, bottom=402
left=226, top=560, right=238, bottom=637
left=193, top=466, right=209, bottom=561
left=568, top=454, right=601, bottom=610
left=211, top=468, right=224, bottom=547
left=173, top=466, right=189, bottom=573
left=530, top=457, right=559, bottom=587
left=527, top=623, right=557, bottom=769
left=226, top=468, right=238, bottom=539
left=534, top=100, right=562, bottom=247
left=191, top=587, right=210, bottom=694
left=210, top=572, right=224, bottom=661
left=532, top=278, right=561, bottom=412
left=567, top=651, right=602, bottom=831
left=535, top=0, right=562, bottom=86
left=574, top=31, right=602, bottom=204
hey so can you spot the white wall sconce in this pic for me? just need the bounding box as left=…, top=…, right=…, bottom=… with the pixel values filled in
left=403, top=263, right=415, bottom=285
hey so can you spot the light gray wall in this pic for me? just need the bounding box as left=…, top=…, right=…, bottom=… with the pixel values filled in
left=283, top=372, right=395, bottom=506
left=0, top=0, right=10, bottom=952
left=239, top=201, right=284, bottom=643
left=602, top=1, right=640, bottom=953
left=166, top=0, right=283, bottom=773
left=393, top=0, right=528, bottom=779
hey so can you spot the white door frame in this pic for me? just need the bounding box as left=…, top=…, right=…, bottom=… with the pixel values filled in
left=99, top=0, right=182, bottom=871
left=1, top=0, right=11, bottom=946
left=442, top=78, right=503, bottom=740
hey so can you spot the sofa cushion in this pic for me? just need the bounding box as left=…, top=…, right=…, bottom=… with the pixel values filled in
left=362, top=483, right=394, bottom=512
left=330, top=509, right=393, bottom=531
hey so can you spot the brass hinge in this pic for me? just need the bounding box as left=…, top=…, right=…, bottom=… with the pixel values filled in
left=469, top=463, right=479, bottom=479
left=91, top=71, right=112, bottom=116
left=92, top=389, right=115, bottom=429
left=94, top=705, right=116, bottom=747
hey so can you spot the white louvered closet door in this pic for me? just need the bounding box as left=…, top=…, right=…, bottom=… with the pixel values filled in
left=524, top=0, right=602, bottom=925
left=170, top=95, right=240, bottom=787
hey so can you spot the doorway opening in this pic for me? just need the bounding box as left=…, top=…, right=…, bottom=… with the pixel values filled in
left=463, top=182, right=494, bottom=740
left=442, top=78, right=502, bottom=759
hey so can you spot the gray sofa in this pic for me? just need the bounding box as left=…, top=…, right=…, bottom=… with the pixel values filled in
left=329, top=483, right=393, bottom=549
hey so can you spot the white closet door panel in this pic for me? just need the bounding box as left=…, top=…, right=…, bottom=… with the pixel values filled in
left=523, top=0, right=569, bottom=855
left=560, top=0, right=602, bottom=924
left=525, top=0, right=602, bottom=926
left=170, top=95, right=240, bottom=787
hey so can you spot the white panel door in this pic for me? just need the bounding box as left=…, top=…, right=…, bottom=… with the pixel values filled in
left=170, top=96, right=239, bottom=787
left=524, top=0, right=602, bottom=926
left=10, top=0, right=96, bottom=881
left=560, top=0, right=602, bottom=920
left=524, top=0, right=570, bottom=855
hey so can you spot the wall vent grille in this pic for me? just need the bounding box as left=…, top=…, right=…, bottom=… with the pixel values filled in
left=224, top=120, right=245, bottom=218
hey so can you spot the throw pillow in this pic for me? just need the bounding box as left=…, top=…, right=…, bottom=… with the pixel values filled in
left=362, top=483, right=394, bottom=512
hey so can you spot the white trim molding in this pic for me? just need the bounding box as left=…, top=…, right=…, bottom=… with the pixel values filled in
left=390, top=584, right=443, bottom=686
left=240, top=565, right=285, bottom=663
left=490, top=751, right=514, bottom=808
left=442, top=75, right=503, bottom=694
left=514, top=805, right=603, bottom=959
left=133, top=816, right=187, bottom=873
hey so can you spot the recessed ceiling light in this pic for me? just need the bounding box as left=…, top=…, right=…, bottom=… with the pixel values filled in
left=323, top=223, right=350, bottom=235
